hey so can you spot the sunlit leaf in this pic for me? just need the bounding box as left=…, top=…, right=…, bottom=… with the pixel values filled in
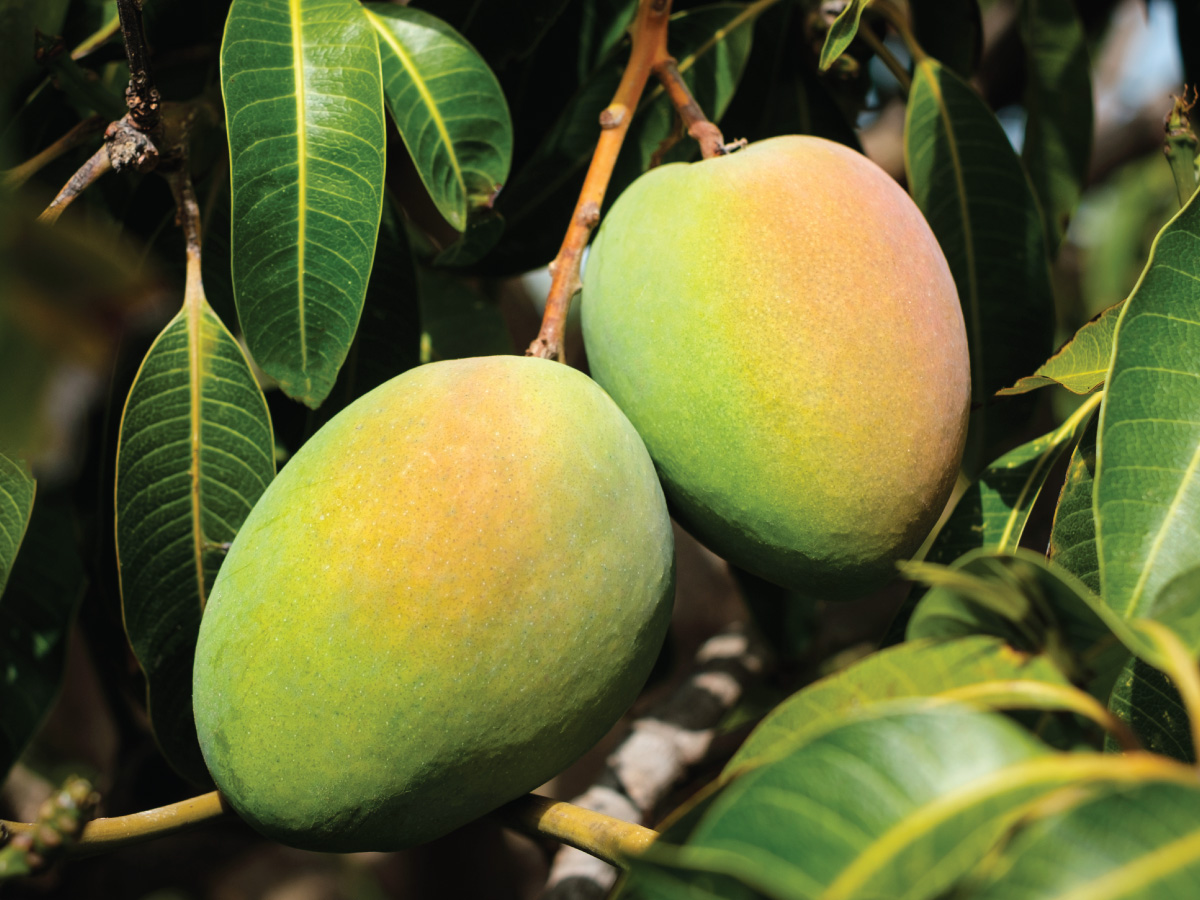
left=222, top=0, right=386, bottom=407
left=1095, top=188, right=1200, bottom=620
left=364, top=3, right=512, bottom=232
left=0, top=452, right=33, bottom=596
left=905, top=57, right=1055, bottom=466
left=817, top=0, right=870, bottom=72
left=999, top=300, right=1121, bottom=396
left=116, top=297, right=275, bottom=783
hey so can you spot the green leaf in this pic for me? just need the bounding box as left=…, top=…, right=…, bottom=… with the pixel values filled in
left=959, top=780, right=1200, bottom=898
left=905, top=58, right=1055, bottom=464
left=1108, top=655, right=1194, bottom=763
left=418, top=266, right=512, bottom=361
left=363, top=3, right=512, bottom=232
left=1095, top=188, right=1200, bottom=620
left=0, top=452, right=34, bottom=597
left=1020, top=0, right=1094, bottom=249
left=221, top=0, right=387, bottom=407
left=115, top=299, right=275, bottom=784
left=999, top=301, right=1122, bottom=396
left=922, top=396, right=1100, bottom=567
left=1049, top=411, right=1101, bottom=595
left=818, top=0, right=870, bottom=72
left=910, top=0, right=981, bottom=78
left=0, top=495, right=84, bottom=778
left=726, top=635, right=1071, bottom=775
left=493, top=3, right=756, bottom=274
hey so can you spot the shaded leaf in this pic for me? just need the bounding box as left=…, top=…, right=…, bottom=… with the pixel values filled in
left=1049, top=411, right=1101, bottom=594
left=1095, top=188, right=1200, bottom=620
left=0, top=495, right=84, bottom=778
left=1021, top=0, right=1093, bottom=249
left=727, top=635, right=1071, bottom=775
left=999, top=300, right=1122, bottom=396
left=116, top=298, right=275, bottom=784
left=818, top=0, right=870, bottom=72
left=409, top=0, right=572, bottom=68
left=1108, top=655, right=1194, bottom=763
left=960, top=780, right=1200, bottom=898
left=364, top=3, right=512, bottom=232
left=222, top=0, right=386, bottom=407
left=910, top=0, right=981, bottom=78
left=905, top=57, right=1055, bottom=465
left=418, top=266, right=512, bottom=361
left=0, top=452, right=34, bottom=595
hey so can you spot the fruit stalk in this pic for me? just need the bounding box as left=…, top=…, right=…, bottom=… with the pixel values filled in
left=526, top=0, right=673, bottom=361
left=650, top=58, right=729, bottom=160
left=495, top=795, right=658, bottom=867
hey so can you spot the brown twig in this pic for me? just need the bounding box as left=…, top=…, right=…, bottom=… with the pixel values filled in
left=525, top=0, right=674, bottom=361
left=116, top=0, right=162, bottom=134
left=2, top=115, right=106, bottom=190
left=37, top=145, right=112, bottom=224
left=650, top=58, right=728, bottom=160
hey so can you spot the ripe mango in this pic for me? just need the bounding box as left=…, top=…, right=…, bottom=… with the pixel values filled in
left=582, top=135, right=969, bottom=598
left=192, top=356, right=674, bottom=851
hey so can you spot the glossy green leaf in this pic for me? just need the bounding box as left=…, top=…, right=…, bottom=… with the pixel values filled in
left=817, top=0, right=870, bottom=72
left=960, top=780, right=1200, bottom=898
left=1095, top=188, right=1200, bottom=620
left=493, top=3, right=755, bottom=274
left=222, top=0, right=386, bottom=407
left=905, top=58, right=1055, bottom=463
left=0, top=452, right=34, bottom=596
left=0, top=495, right=84, bottom=778
left=115, top=298, right=275, bottom=784
left=1108, top=655, right=1194, bottom=763
left=910, top=0, right=981, bottom=78
left=1049, top=412, right=1101, bottom=595
left=999, top=301, right=1122, bottom=396
left=363, top=3, right=512, bottom=232
left=1021, top=0, right=1093, bottom=249
left=727, top=635, right=1071, bottom=775
left=922, top=395, right=1100, bottom=570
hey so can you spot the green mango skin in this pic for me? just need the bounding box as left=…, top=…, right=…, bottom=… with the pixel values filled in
left=193, top=356, right=674, bottom=852
left=582, top=135, right=969, bottom=599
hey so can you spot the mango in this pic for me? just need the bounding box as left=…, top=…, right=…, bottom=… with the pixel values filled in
left=192, top=355, right=674, bottom=851
left=582, top=135, right=969, bottom=598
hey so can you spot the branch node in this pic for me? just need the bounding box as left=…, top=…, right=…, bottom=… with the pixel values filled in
left=104, top=117, right=159, bottom=172
left=599, top=104, right=627, bottom=129
left=577, top=201, right=601, bottom=228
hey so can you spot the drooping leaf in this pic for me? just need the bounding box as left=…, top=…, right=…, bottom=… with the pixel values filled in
left=959, top=780, right=1200, bottom=898
left=922, top=396, right=1100, bottom=567
left=1095, top=188, right=1200, bottom=621
left=115, top=298, right=275, bottom=784
left=905, top=57, right=1055, bottom=465
left=1020, top=0, right=1093, bottom=250
left=726, top=635, right=1071, bottom=775
left=221, top=0, right=386, bottom=407
left=0, top=495, right=84, bottom=778
left=492, top=3, right=756, bottom=274
left=1000, top=301, right=1122, bottom=396
left=817, top=0, right=870, bottom=72
left=1108, top=655, right=1194, bottom=763
left=1049, top=411, right=1101, bottom=594
left=910, top=0, right=981, bottom=78
left=0, top=452, right=34, bottom=595
left=363, top=3, right=513, bottom=232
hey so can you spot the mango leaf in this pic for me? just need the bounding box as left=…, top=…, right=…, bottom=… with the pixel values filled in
left=363, top=4, right=512, bottom=232
left=1108, top=655, right=1194, bottom=763
left=116, top=297, right=275, bottom=784
left=1095, top=187, right=1200, bottom=620
left=910, top=0, right=981, bottom=78
left=1020, top=0, right=1093, bottom=250
left=922, top=394, right=1100, bottom=567
left=1049, top=411, right=1101, bottom=594
left=0, top=495, right=84, bottom=778
left=999, top=301, right=1122, bottom=396
left=0, top=453, right=34, bottom=595
left=959, top=779, right=1200, bottom=898
left=905, top=57, right=1055, bottom=465
left=817, top=0, right=870, bottom=72
left=222, top=0, right=386, bottom=407
left=492, top=3, right=755, bottom=274
left=726, top=635, right=1071, bottom=775
left=418, top=266, right=512, bottom=361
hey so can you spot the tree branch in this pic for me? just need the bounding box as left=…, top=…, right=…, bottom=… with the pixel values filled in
left=37, top=145, right=113, bottom=224
left=116, top=0, right=162, bottom=134
left=2, top=115, right=106, bottom=190
left=650, top=58, right=729, bottom=160
left=525, top=0, right=673, bottom=362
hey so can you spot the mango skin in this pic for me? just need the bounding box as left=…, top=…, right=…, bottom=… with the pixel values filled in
left=192, top=356, right=674, bottom=852
left=582, top=135, right=969, bottom=598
